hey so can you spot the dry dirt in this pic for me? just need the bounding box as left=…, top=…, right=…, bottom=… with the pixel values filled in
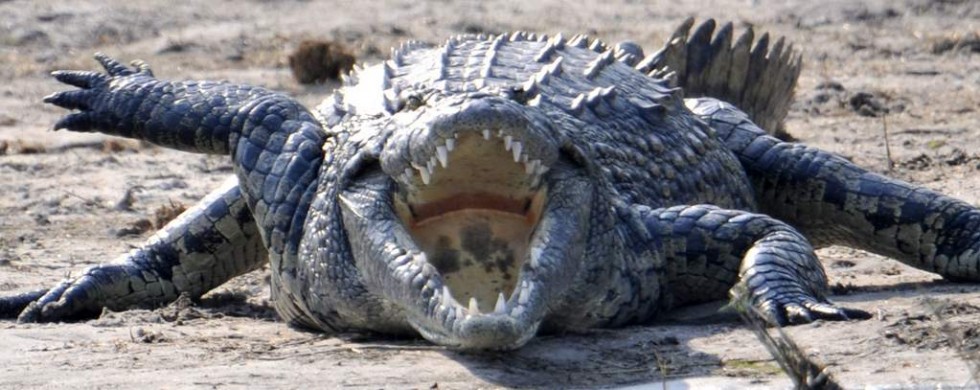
left=1, top=0, right=979, bottom=388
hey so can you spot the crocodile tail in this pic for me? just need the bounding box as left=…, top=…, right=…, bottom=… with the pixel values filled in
left=636, top=18, right=802, bottom=138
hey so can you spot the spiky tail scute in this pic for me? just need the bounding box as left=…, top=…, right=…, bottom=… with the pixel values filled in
left=636, top=18, right=802, bottom=138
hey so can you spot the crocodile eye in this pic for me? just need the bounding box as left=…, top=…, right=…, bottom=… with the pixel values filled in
left=507, top=87, right=530, bottom=105
left=403, top=94, right=425, bottom=111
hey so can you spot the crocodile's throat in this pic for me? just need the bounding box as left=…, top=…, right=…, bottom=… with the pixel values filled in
left=393, top=132, right=548, bottom=313
left=341, top=126, right=591, bottom=349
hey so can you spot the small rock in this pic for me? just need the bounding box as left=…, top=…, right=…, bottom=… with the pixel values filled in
left=157, top=40, right=196, bottom=54
left=849, top=91, right=888, bottom=117
left=115, top=219, right=153, bottom=237
left=0, top=115, right=17, bottom=127
left=36, top=12, right=73, bottom=22
left=815, top=81, right=845, bottom=91
left=114, top=186, right=143, bottom=211
left=831, top=260, right=856, bottom=268
left=32, top=213, right=50, bottom=226
left=14, top=29, right=50, bottom=46
left=931, top=32, right=980, bottom=54
left=15, top=141, right=46, bottom=154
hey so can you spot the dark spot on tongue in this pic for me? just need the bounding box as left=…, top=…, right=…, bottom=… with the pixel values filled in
left=430, top=235, right=461, bottom=273
left=461, top=223, right=517, bottom=279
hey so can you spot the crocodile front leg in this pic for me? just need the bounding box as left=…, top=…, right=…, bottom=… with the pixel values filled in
left=42, top=54, right=327, bottom=247
left=43, top=54, right=255, bottom=154
left=3, top=54, right=328, bottom=323
left=691, top=97, right=980, bottom=281
left=0, top=179, right=266, bottom=321
left=628, top=204, right=870, bottom=326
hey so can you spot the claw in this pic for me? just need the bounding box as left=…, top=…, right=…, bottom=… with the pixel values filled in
left=804, top=301, right=842, bottom=319
left=783, top=302, right=815, bottom=325
left=43, top=90, right=95, bottom=110
left=803, top=300, right=871, bottom=321
left=757, top=296, right=871, bottom=326
left=758, top=300, right=787, bottom=326
left=94, top=52, right=135, bottom=77
left=52, top=112, right=98, bottom=132
left=16, top=280, right=72, bottom=323
left=52, top=70, right=107, bottom=89
left=130, top=60, right=154, bottom=77
left=843, top=307, right=872, bottom=320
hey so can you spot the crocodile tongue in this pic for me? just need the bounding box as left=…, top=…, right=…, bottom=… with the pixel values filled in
left=339, top=163, right=592, bottom=349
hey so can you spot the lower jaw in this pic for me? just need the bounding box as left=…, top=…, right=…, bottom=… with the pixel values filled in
left=339, top=163, right=592, bottom=349
left=414, top=309, right=543, bottom=350
left=408, top=208, right=530, bottom=311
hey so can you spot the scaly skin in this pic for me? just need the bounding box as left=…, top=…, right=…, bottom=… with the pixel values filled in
left=2, top=19, right=977, bottom=350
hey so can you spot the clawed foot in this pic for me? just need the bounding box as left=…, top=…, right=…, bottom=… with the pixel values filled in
left=757, top=296, right=871, bottom=326
left=0, top=288, right=49, bottom=320
left=43, top=53, right=155, bottom=132
left=733, top=284, right=872, bottom=327
left=8, top=277, right=103, bottom=323
left=1, top=264, right=142, bottom=323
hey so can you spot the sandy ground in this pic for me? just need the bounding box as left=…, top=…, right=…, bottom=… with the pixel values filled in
left=1, top=0, right=978, bottom=388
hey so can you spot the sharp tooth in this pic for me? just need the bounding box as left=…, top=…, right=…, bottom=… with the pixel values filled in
left=436, top=146, right=449, bottom=168
left=482, top=129, right=491, bottom=140
left=468, top=297, right=480, bottom=314
left=530, top=246, right=543, bottom=268
left=427, top=158, right=436, bottom=172
left=504, top=135, right=513, bottom=151
left=418, top=166, right=431, bottom=185
left=518, top=285, right=530, bottom=305
left=536, top=164, right=550, bottom=176
left=445, top=138, right=455, bottom=152
left=494, top=292, right=506, bottom=313
left=393, top=253, right=413, bottom=267
left=525, top=159, right=539, bottom=175
left=512, top=142, right=523, bottom=162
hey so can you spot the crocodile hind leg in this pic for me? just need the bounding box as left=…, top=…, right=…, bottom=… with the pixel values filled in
left=691, top=98, right=980, bottom=281
left=0, top=178, right=267, bottom=321
left=628, top=204, right=870, bottom=326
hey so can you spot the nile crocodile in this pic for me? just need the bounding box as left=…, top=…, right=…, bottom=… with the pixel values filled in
left=3, top=19, right=979, bottom=350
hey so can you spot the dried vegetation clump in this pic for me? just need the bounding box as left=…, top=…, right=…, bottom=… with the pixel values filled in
left=288, top=40, right=357, bottom=84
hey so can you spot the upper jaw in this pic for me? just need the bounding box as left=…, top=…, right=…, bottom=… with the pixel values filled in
left=379, top=95, right=561, bottom=190
left=339, top=164, right=593, bottom=349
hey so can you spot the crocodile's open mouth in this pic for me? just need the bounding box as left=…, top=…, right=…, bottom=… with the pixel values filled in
left=340, top=99, right=592, bottom=349
left=392, top=131, right=549, bottom=315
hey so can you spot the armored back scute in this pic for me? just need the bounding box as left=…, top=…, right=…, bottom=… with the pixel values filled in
left=637, top=18, right=802, bottom=138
